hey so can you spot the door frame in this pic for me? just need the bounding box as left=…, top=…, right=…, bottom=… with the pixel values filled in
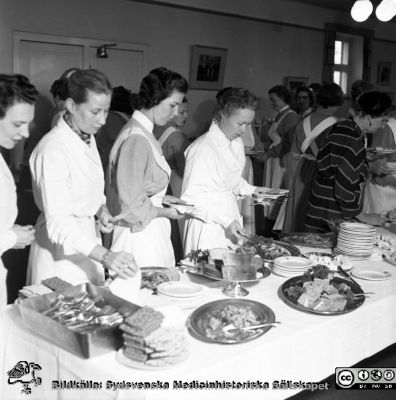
left=13, top=30, right=149, bottom=77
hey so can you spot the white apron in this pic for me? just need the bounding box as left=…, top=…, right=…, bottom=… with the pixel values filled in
left=274, top=115, right=337, bottom=230
left=0, top=154, right=18, bottom=305
left=109, top=124, right=174, bottom=302
left=363, top=118, right=396, bottom=215
left=27, top=120, right=105, bottom=286
left=263, top=110, right=293, bottom=220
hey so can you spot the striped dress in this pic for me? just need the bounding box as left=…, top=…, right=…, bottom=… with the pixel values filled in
left=305, top=119, right=369, bottom=232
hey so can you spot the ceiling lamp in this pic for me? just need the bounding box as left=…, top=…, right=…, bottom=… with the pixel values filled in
left=351, top=0, right=374, bottom=22
left=375, top=0, right=396, bottom=21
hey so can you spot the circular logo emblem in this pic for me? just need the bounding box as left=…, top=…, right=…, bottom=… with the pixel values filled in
left=337, top=369, right=355, bottom=388
left=371, top=370, right=382, bottom=381
left=384, top=370, right=395, bottom=381
left=358, top=369, right=370, bottom=381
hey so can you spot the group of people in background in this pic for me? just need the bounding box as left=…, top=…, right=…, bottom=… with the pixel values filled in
left=1, top=66, right=395, bottom=304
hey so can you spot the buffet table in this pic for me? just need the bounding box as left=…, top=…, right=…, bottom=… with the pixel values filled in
left=1, top=234, right=396, bottom=400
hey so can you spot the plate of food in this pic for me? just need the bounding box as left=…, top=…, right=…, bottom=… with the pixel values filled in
left=188, top=299, right=276, bottom=344
left=140, top=267, right=180, bottom=290
left=252, top=189, right=289, bottom=202
left=279, top=265, right=365, bottom=315
left=281, top=232, right=335, bottom=248
left=239, top=236, right=300, bottom=262
left=303, top=253, right=354, bottom=272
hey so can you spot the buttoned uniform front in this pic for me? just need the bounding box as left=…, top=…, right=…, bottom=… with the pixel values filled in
left=27, top=117, right=106, bottom=285
left=0, top=154, right=18, bottom=304
left=181, top=122, right=256, bottom=255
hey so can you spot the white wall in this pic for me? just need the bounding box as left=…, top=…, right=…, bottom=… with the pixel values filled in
left=1, top=0, right=396, bottom=136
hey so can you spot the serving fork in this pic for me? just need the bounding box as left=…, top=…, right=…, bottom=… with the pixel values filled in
left=222, top=321, right=280, bottom=333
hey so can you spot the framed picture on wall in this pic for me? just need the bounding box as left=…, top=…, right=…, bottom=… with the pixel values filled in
left=377, top=62, right=392, bottom=86
left=284, top=76, right=310, bottom=92
left=189, top=45, right=227, bottom=90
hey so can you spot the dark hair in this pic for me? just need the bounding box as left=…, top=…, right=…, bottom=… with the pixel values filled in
left=351, top=80, right=377, bottom=102
left=0, top=74, right=38, bottom=119
left=296, top=86, right=314, bottom=107
left=317, top=83, right=344, bottom=108
left=131, top=67, right=188, bottom=110
left=67, top=69, right=112, bottom=104
left=110, top=86, right=133, bottom=114
left=213, top=87, right=259, bottom=122
left=268, top=85, right=291, bottom=105
left=50, top=78, right=69, bottom=101
left=60, top=67, right=80, bottom=80
left=356, top=91, right=392, bottom=117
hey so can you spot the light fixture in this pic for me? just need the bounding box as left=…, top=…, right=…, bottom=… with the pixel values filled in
left=96, top=43, right=117, bottom=58
left=375, top=0, right=396, bottom=21
left=351, top=0, right=373, bottom=22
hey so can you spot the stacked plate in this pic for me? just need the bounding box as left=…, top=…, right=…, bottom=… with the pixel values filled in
left=272, top=256, right=314, bottom=278
left=156, top=281, right=204, bottom=309
left=334, top=222, right=376, bottom=261
left=387, top=162, right=396, bottom=175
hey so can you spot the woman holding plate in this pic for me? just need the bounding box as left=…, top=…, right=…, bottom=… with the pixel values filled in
left=305, top=91, right=392, bottom=232
left=106, top=67, right=188, bottom=298
left=182, top=87, right=267, bottom=254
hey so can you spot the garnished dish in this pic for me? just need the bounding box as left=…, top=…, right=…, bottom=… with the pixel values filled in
left=240, top=236, right=300, bottom=261
left=281, top=232, right=335, bottom=248
left=189, top=299, right=276, bottom=344
left=280, top=265, right=365, bottom=315
left=140, top=267, right=180, bottom=290
left=252, top=189, right=289, bottom=203
left=304, top=253, right=354, bottom=272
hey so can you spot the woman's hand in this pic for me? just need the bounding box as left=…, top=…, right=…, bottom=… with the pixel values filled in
left=226, top=220, right=247, bottom=241
left=102, top=251, right=138, bottom=279
left=97, top=205, right=115, bottom=233
left=12, top=225, right=35, bottom=249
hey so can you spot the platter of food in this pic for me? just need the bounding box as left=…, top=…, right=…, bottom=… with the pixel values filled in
left=303, top=253, right=354, bottom=272
left=239, top=236, right=300, bottom=262
left=279, top=266, right=365, bottom=315
left=281, top=232, right=335, bottom=248
left=188, top=299, right=276, bottom=344
left=140, top=267, right=180, bottom=290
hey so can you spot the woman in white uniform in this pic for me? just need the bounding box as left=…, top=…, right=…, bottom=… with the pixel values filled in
left=182, top=87, right=266, bottom=254
left=106, top=67, right=188, bottom=298
left=28, top=69, right=137, bottom=286
left=0, top=74, right=37, bottom=304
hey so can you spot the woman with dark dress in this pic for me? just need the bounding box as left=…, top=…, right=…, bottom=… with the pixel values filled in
left=305, top=91, right=392, bottom=232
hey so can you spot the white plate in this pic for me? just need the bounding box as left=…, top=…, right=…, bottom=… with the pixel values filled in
left=164, top=203, right=195, bottom=214
left=274, top=256, right=314, bottom=269
left=351, top=266, right=392, bottom=281
left=116, top=348, right=189, bottom=370
left=157, top=281, right=203, bottom=298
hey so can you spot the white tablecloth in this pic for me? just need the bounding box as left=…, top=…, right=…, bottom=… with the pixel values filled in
left=1, top=252, right=396, bottom=400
